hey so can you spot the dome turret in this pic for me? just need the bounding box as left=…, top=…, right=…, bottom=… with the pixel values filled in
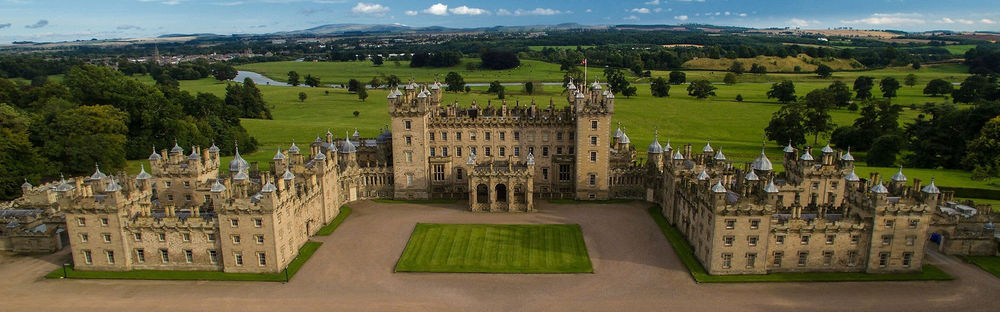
left=228, top=144, right=249, bottom=172
left=891, top=166, right=907, bottom=182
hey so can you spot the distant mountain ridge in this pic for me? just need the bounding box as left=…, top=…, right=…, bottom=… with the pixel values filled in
left=279, top=23, right=609, bottom=35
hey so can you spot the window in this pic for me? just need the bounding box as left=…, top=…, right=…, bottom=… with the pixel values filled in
left=527, top=132, right=534, bottom=141
left=209, top=250, right=218, bottom=264
left=903, top=252, right=913, bottom=268
left=404, top=151, right=413, bottom=163
left=429, top=133, right=435, bottom=141
left=542, top=168, right=549, bottom=180
left=556, top=132, right=563, bottom=141
left=185, top=250, right=193, bottom=263
left=442, top=147, right=449, bottom=157
left=184, top=181, right=190, bottom=187
left=106, top=251, right=115, bottom=264
left=470, top=132, right=476, bottom=141
left=746, top=253, right=757, bottom=268
left=83, top=250, right=92, bottom=264
left=775, top=235, right=785, bottom=245
left=404, top=120, right=411, bottom=130
left=405, top=136, right=412, bottom=145
left=722, top=253, right=732, bottom=269
left=724, top=236, right=734, bottom=246
left=905, top=235, right=915, bottom=246
left=556, top=147, right=563, bottom=155
left=167, top=195, right=173, bottom=201
left=823, top=251, right=834, bottom=266
left=165, top=182, right=171, bottom=187
left=441, top=132, right=448, bottom=141
left=590, top=136, right=598, bottom=146
left=499, top=132, right=505, bottom=141
left=136, top=249, right=145, bottom=263
left=484, top=132, right=491, bottom=141
left=591, top=120, right=598, bottom=130
left=232, top=235, right=241, bottom=244
left=826, top=235, right=835, bottom=245
left=748, top=235, right=759, bottom=247
left=750, top=219, right=760, bottom=229
left=558, top=165, right=571, bottom=181
left=879, top=252, right=889, bottom=267
left=514, top=147, right=520, bottom=157
left=456, top=147, right=462, bottom=157
left=885, top=219, right=894, bottom=228
left=77, top=217, right=86, bottom=226
left=485, top=147, right=492, bottom=157
left=589, top=151, right=597, bottom=162
left=527, top=146, right=534, bottom=156
left=848, top=251, right=858, bottom=266
left=102, top=233, right=112, bottom=243
left=798, top=252, right=809, bottom=266
left=811, top=182, right=820, bottom=190
left=406, top=174, right=414, bottom=187
left=456, top=168, right=464, bottom=180
left=851, top=235, right=859, bottom=245
left=569, top=147, right=575, bottom=155
left=589, top=174, right=597, bottom=186
left=773, top=252, right=783, bottom=267
left=881, top=235, right=892, bottom=246
left=832, top=182, right=839, bottom=189
left=256, top=235, right=264, bottom=244
left=470, top=147, right=477, bottom=156
left=909, top=219, right=919, bottom=228
left=513, top=131, right=520, bottom=140
left=184, top=194, right=192, bottom=201
left=725, top=219, right=736, bottom=229
left=499, top=147, right=505, bottom=157
left=160, top=249, right=169, bottom=263
left=456, top=132, right=462, bottom=140
left=254, top=218, right=263, bottom=227
left=101, top=218, right=109, bottom=226
left=258, top=253, right=267, bottom=266
left=182, top=233, right=190, bottom=242
left=80, top=233, right=89, bottom=243
left=231, top=219, right=239, bottom=227
left=429, top=147, right=435, bottom=157
left=235, top=253, right=243, bottom=266
left=207, top=233, right=215, bottom=242
left=801, top=235, right=810, bottom=245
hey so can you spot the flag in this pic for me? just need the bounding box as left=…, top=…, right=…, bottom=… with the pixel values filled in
left=580, top=59, right=587, bottom=65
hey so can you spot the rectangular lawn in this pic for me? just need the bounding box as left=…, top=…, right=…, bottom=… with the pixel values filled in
left=395, top=223, right=593, bottom=273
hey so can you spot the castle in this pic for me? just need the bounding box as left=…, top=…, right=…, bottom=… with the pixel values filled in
left=3, top=80, right=995, bottom=275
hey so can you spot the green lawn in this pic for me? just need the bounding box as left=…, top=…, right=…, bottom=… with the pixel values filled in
left=46, top=241, right=322, bottom=282
left=963, top=256, right=1000, bottom=278
left=314, top=206, right=352, bottom=236
left=647, top=206, right=953, bottom=282
left=395, top=223, right=594, bottom=273
left=941, top=44, right=977, bottom=56
left=237, top=58, right=567, bottom=84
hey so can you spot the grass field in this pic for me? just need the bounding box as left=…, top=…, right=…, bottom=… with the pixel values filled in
left=46, top=241, right=322, bottom=282
left=941, top=44, right=977, bottom=56
left=527, top=45, right=595, bottom=51
left=682, top=54, right=862, bottom=72
left=963, top=256, right=1000, bottom=278
left=647, top=206, right=953, bottom=282
left=394, top=223, right=594, bottom=273
left=237, top=58, right=567, bottom=84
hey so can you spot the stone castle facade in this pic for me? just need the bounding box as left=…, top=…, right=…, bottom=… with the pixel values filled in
left=3, top=80, right=995, bottom=275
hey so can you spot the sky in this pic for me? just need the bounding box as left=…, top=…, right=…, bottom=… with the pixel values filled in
left=0, top=0, right=998, bottom=43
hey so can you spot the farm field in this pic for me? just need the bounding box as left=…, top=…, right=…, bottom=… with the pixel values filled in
left=236, top=58, right=566, bottom=85
left=394, top=223, right=593, bottom=273
left=681, top=54, right=863, bottom=72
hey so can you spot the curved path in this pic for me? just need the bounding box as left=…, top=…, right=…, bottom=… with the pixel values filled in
left=1, top=201, right=998, bottom=311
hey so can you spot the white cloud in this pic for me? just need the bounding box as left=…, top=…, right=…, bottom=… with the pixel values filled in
left=937, top=17, right=954, bottom=24
left=957, top=19, right=975, bottom=24
left=212, top=1, right=244, bottom=6
left=738, top=13, right=747, bottom=17
left=674, top=0, right=705, bottom=2
left=841, top=13, right=925, bottom=25
left=405, top=10, right=418, bottom=16
left=630, top=8, right=651, bottom=14
left=423, top=3, right=448, bottom=15
left=674, top=15, right=688, bottom=21
left=514, top=8, right=562, bottom=16
left=450, top=5, right=489, bottom=15
left=788, top=18, right=810, bottom=27
left=724, top=11, right=730, bottom=16
left=644, top=0, right=659, bottom=4
left=625, top=15, right=640, bottom=21
left=654, top=8, right=662, bottom=13
left=497, top=9, right=512, bottom=16
left=352, top=2, right=389, bottom=15
left=585, top=9, right=592, bottom=13
left=981, top=18, right=997, bottom=24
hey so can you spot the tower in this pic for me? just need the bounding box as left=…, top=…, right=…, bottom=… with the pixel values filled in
left=573, top=80, right=613, bottom=200
left=389, top=84, right=432, bottom=199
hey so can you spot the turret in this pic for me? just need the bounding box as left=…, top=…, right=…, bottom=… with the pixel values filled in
left=135, top=164, right=152, bottom=191
left=890, top=165, right=907, bottom=195
left=647, top=131, right=663, bottom=168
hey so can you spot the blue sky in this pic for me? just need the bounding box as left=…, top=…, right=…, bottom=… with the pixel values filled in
left=1, top=0, right=998, bottom=43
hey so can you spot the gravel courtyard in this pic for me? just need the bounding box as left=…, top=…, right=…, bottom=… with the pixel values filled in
left=1, top=200, right=999, bottom=311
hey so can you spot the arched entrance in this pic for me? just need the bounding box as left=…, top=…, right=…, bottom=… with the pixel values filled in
left=476, top=184, right=489, bottom=204
left=495, top=184, right=508, bottom=202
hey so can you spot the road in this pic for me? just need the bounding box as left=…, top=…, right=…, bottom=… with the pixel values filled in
left=1, top=200, right=998, bottom=311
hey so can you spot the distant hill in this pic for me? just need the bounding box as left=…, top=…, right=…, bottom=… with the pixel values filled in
left=280, top=23, right=608, bottom=35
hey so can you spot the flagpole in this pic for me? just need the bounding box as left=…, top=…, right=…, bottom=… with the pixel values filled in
left=584, top=59, right=587, bottom=87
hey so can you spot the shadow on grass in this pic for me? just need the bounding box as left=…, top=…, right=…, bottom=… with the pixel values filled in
left=647, top=205, right=953, bottom=283
left=45, top=241, right=323, bottom=282
left=315, top=206, right=352, bottom=236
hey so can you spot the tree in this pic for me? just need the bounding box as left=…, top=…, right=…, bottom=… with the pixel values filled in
left=923, top=79, right=954, bottom=97
left=723, top=73, right=738, bottom=85
left=880, top=77, right=901, bottom=98
left=383, top=74, right=401, bottom=88
left=749, top=63, right=767, bottom=74
left=298, top=92, right=307, bottom=102
left=904, top=101, right=1000, bottom=169
left=211, top=63, right=238, bottom=81
left=445, top=72, right=465, bottom=92
left=0, top=104, right=49, bottom=200
left=304, top=74, right=321, bottom=87
left=287, top=71, right=300, bottom=86
left=622, top=85, right=637, bottom=99
left=487, top=80, right=504, bottom=94
left=853, top=76, right=875, bottom=100
left=686, top=80, right=717, bottom=99
left=964, top=116, right=1000, bottom=180
left=728, top=61, right=744, bottom=75
left=371, top=55, right=384, bottom=66
left=828, top=80, right=852, bottom=108
left=668, top=71, right=686, bottom=84
left=464, top=86, right=471, bottom=93
left=815, top=64, right=833, bottom=78
left=353, top=110, right=360, bottom=117
left=347, top=79, right=361, bottom=93
left=736, top=94, right=743, bottom=102
left=38, top=105, right=128, bottom=176
left=368, top=76, right=383, bottom=89
left=904, top=74, right=918, bottom=87
left=524, top=81, right=535, bottom=95
left=497, top=87, right=506, bottom=100
left=867, top=135, right=903, bottom=166
left=603, top=68, right=631, bottom=95
left=225, top=77, right=272, bottom=119
left=357, top=87, right=368, bottom=101
left=766, top=80, right=797, bottom=103
left=801, top=88, right=837, bottom=144
left=912, top=61, right=921, bottom=70
left=765, top=102, right=808, bottom=146
left=650, top=77, right=670, bottom=97
left=953, top=75, right=999, bottom=104
left=480, top=50, right=520, bottom=70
